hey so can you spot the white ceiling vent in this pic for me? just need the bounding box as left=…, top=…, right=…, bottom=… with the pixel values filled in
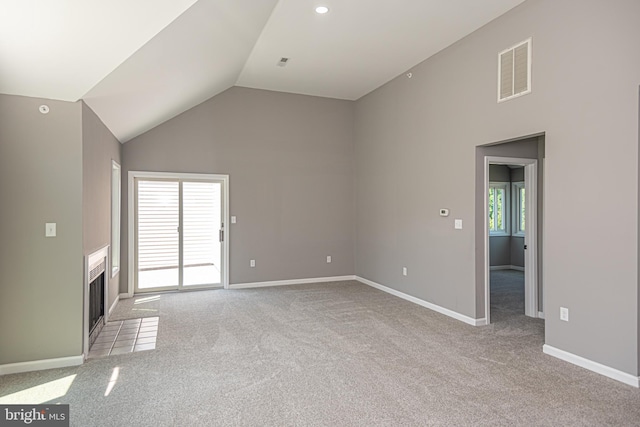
left=498, top=38, right=531, bottom=102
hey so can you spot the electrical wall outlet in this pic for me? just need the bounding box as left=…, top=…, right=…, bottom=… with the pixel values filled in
left=326, top=256, right=332, bottom=263
left=560, top=307, right=569, bottom=322
left=45, top=223, right=56, bottom=237
left=402, top=267, right=407, bottom=276
left=250, top=259, right=256, bottom=268
left=231, top=216, right=237, bottom=224
left=454, top=219, right=463, bottom=229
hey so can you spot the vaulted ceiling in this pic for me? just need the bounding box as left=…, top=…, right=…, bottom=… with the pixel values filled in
left=0, top=0, right=525, bottom=142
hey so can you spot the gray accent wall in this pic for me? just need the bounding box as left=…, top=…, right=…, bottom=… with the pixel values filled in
left=489, top=164, right=510, bottom=182
left=511, top=167, right=524, bottom=182
left=354, top=0, right=640, bottom=376
left=510, top=237, right=525, bottom=267
left=121, top=87, right=355, bottom=290
left=0, top=95, right=83, bottom=364
left=82, top=102, right=122, bottom=310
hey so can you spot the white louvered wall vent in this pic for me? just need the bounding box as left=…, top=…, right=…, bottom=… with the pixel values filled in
left=498, top=38, right=531, bottom=102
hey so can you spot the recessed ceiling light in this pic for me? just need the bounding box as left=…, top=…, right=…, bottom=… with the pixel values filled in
left=315, top=6, right=329, bottom=14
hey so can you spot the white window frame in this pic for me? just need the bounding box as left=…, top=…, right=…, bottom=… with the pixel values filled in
left=512, top=181, right=525, bottom=237
left=489, top=182, right=510, bottom=236
left=111, top=160, right=121, bottom=277
left=127, top=171, right=230, bottom=296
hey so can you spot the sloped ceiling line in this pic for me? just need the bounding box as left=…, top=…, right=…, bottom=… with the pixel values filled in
left=0, top=0, right=525, bottom=143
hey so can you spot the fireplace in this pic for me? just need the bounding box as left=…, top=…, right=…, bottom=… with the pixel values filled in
left=88, top=258, right=106, bottom=347
left=85, top=246, right=109, bottom=357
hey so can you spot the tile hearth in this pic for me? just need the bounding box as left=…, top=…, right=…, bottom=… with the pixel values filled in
left=88, top=317, right=158, bottom=358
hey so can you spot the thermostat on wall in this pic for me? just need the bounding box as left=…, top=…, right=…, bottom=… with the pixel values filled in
left=439, top=209, right=449, bottom=217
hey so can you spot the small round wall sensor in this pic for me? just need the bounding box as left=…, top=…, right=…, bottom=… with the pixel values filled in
left=39, top=105, right=50, bottom=114
left=406, top=72, right=413, bottom=78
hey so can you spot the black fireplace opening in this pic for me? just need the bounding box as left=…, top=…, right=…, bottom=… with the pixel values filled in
left=88, top=262, right=106, bottom=347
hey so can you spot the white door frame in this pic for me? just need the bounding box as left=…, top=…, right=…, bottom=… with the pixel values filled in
left=484, top=156, right=538, bottom=324
left=128, top=171, right=230, bottom=296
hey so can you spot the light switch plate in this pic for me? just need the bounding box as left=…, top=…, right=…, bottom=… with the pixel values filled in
left=250, top=259, right=256, bottom=268
left=560, top=307, right=569, bottom=321
left=326, top=256, right=332, bottom=263
left=231, top=216, right=237, bottom=224
left=454, top=219, right=463, bottom=229
left=45, top=223, right=56, bottom=237
left=402, top=267, right=407, bottom=276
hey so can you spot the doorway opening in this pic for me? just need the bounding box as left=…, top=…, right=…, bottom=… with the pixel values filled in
left=484, top=156, right=538, bottom=325
left=128, top=172, right=229, bottom=295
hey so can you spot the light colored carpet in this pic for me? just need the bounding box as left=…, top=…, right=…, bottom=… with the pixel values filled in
left=490, top=269, right=526, bottom=321
left=1, top=280, right=639, bottom=426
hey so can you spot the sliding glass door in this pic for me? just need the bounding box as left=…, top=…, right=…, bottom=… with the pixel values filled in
left=134, top=178, right=224, bottom=293
left=182, top=181, right=222, bottom=287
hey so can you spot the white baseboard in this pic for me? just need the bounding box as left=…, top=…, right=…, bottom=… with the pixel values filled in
left=229, top=275, right=357, bottom=290
left=355, top=276, right=485, bottom=326
left=537, top=311, right=545, bottom=319
left=0, top=355, right=84, bottom=376
left=543, top=344, right=639, bottom=388
left=119, top=292, right=132, bottom=299
left=490, top=265, right=525, bottom=272
left=108, top=294, right=120, bottom=316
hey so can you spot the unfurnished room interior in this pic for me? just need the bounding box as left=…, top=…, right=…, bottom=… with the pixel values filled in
left=1, top=0, right=640, bottom=425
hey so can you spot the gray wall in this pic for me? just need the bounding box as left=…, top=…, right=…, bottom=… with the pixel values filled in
left=354, top=0, right=639, bottom=376
left=490, top=236, right=511, bottom=266
left=82, top=102, right=122, bottom=310
left=510, top=237, right=525, bottom=267
left=511, top=167, right=524, bottom=182
left=489, top=164, right=510, bottom=182
left=0, top=95, right=83, bottom=364
left=122, top=87, right=355, bottom=290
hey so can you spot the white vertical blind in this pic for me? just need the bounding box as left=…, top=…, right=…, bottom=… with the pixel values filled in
left=183, top=182, right=220, bottom=268
left=137, top=180, right=220, bottom=272
left=137, top=180, right=179, bottom=271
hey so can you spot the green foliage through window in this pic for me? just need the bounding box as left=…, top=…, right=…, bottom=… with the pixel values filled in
left=490, top=179, right=526, bottom=237
left=489, top=184, right=507, bottom=234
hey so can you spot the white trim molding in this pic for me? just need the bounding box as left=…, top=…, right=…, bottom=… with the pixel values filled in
left=0, top=355, right=83, bottom=376
left=543, top=345, right=639, bottom=388
left=356, top=276, right=486, bottom=326
left=484, top=156, right=538, bottom=324
left=230, top=275, right=356, bottom=289
left=128, top=171, right=230, bottom=295
left=490, top=265, right=525, bottom=272
left=537, top=311, right=545, bottom=319
left=111, top=160, right=121, bottom=278
left=108, top=294, right=120, bottom=316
